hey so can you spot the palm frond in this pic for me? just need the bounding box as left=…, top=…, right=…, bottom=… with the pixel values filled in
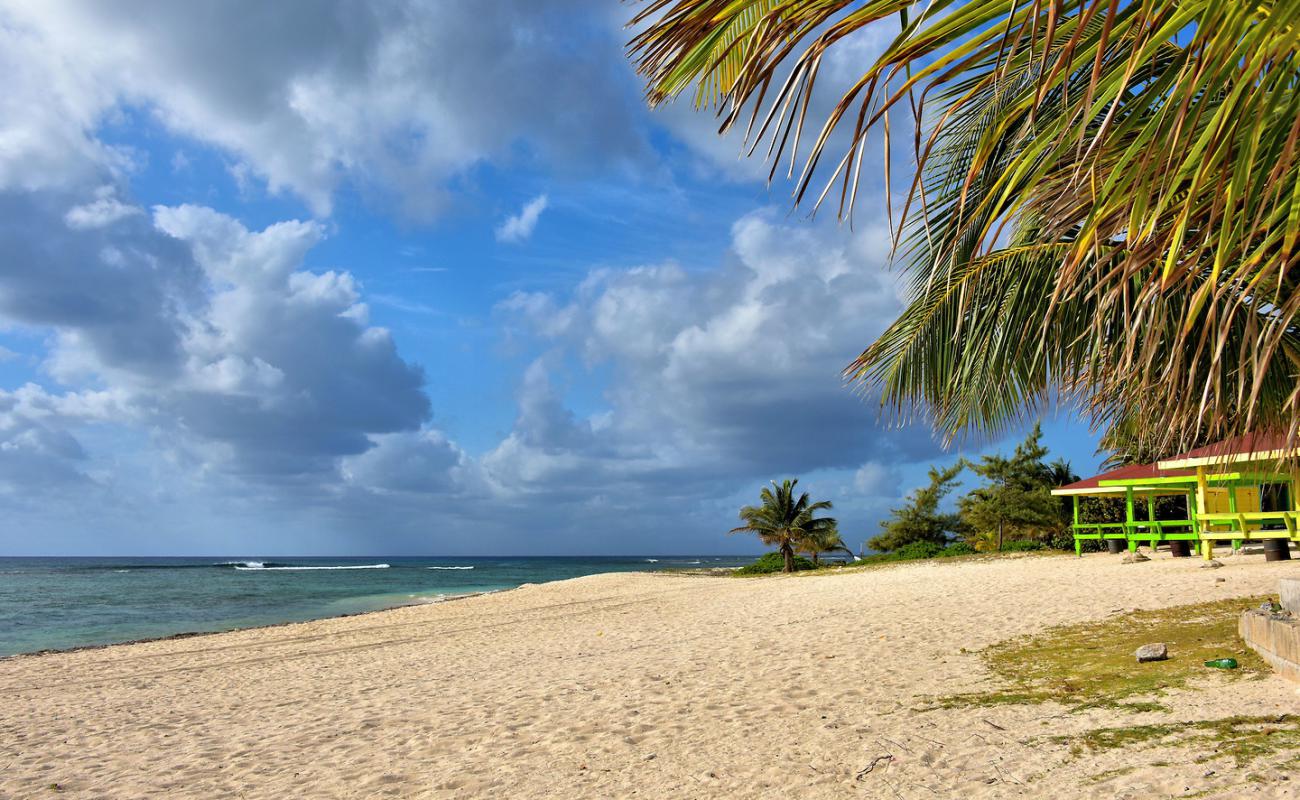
left=631, top=1, right=1300, bottom=453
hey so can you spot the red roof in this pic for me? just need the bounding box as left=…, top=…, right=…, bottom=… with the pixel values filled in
left=1060, top=434, right=1296, bottom=492
left=1056, top=461, right=1199, bottom=493
left=1057, top=462, right=1160, bottom=492
left=1163, top=432, right=1292, bottom=463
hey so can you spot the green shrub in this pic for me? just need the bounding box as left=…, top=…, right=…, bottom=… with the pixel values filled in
left=1042, top=528, right=1078, bottom=550
left=892, top=540, right=942, bottom=560
left=999, top=539, right=1045, bottom=552
left=734, top=551, right=817, bottom=575
left=937, top=541, right=975, bottom=557
left=857, top=540, right=944, bottom=564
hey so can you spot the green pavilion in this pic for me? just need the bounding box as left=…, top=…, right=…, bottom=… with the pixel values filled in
left=1054, top=434, right=1300, bottom=560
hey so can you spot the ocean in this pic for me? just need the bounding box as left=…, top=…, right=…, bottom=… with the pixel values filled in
left=0, top=555, right=756, bottom=657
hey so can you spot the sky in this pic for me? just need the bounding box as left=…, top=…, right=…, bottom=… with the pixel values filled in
left=0, top=0, right=1103, bottom=556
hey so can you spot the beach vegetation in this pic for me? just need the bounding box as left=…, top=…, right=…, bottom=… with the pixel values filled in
left=796, top=524, right=852, bottom=566
left=629, top=1, right=1300, bottom=455
left=935, top=541, right=975, bottom=557
left=868, top=425, right=1076, bottom=554
left=730, top=478, right=837, bottom=573
left=1057, top=715, right=1300, bottom=769
left=959, top=424, right=1071, bottom=551
left=735, top=551, right=817, bottom=575
left=930, top=596, right=1271, bottom=713
left=868, top=463, right=964, bottom=552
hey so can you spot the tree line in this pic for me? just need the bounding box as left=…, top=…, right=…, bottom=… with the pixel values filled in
left=732, top=425, right=1103, bottom=572
left=870, top=424, right=1082, bottom=555
left=869, top=424, right=1081, bottom=554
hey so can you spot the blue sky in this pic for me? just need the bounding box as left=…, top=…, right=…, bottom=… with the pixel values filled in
left=0, top=1, right=1101, bottom=556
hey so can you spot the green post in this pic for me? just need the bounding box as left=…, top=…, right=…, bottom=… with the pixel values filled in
left=1073, top=496, right=1082, bottom=557
left=1228, top=483, right=1241, bottom=552
left=1147, top=494, right=1157, bottom=549
left=1125, top=487, right=1137, bottom=552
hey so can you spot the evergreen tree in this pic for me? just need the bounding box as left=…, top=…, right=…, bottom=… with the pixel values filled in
left=868, top=463, right=964, bottom=552
left=959, top=424, right=1062, bottom=550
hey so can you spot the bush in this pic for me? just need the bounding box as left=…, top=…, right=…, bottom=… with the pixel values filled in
left=892, top=540, right=943, bottom=560
left=1042, top=528, right=1079, bottom=551
left=937, top=541, right=975, bottom=558
left=999, top=539, right=1045, bottom=553
left=734, top=551, right=817, bottom=575
left=857, top=540, right=944, bottom=564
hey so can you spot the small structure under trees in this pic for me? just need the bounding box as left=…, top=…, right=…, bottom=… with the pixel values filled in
left=1054, top=434, right=1300, bottom=560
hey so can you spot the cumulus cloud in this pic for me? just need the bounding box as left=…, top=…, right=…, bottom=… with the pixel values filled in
left=0, top=192, right=431, bottom=491
left=341, top=429, right=468, bottom=495
left=0, top=0, right=952, bottom=553
left=0, top=1, right=647, bottom=218
left=495, top=194, right=550, bottom=243
left=0, top=384, right=126, bottom=496
left=488, top=210, right=941, bottom=501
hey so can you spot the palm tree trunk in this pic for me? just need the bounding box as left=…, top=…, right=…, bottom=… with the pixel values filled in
left=781, top=543, right=794, bottom=573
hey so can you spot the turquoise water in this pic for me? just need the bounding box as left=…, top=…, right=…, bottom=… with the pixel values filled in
left=0, top=556, right=754, bottom=657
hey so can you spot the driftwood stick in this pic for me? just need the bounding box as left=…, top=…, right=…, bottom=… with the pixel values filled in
left=855, top=753, right=894, bottom=780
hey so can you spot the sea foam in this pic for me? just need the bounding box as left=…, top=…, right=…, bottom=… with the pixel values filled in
left=427, top=565, right=474, bottom=570
left=232, top=563, right=391, bottom=571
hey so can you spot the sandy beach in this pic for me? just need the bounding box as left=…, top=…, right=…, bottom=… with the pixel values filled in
left=2, top=553, right=1297, bottom=799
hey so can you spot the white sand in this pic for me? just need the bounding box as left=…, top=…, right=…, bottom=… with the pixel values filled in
left=2, top=552, right=1297, bottom=799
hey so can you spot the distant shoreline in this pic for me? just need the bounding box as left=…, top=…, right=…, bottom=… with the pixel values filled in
left=0, top=587, right=503, bottom=662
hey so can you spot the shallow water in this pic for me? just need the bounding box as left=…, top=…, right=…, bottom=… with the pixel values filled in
left=0, top=555, right=753, bottom=656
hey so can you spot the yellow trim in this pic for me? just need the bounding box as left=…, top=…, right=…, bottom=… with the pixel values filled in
left=1159, top=448, right=1300, bottom=470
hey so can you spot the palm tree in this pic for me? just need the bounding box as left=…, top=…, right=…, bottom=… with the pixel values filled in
left=797, top=524, right=849, bottom=567
left=731, top=479, right=838, bottom=572
left=630, top=2, right=1300, bottom=456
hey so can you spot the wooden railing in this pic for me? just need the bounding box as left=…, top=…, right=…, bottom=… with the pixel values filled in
left=1070, top=523, right=1127, bottom=538
left=1072, top=520, right=1197, bottom=538
left=1197, top=511, right=1299, bottom=539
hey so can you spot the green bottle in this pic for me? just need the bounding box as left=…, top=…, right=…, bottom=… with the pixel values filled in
left=1204, top=658, right=1238, bottom=669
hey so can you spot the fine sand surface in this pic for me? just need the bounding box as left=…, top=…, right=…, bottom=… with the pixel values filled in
left=2, top=553, right=1298, bottom=799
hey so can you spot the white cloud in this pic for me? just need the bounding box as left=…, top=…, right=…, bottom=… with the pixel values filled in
left=0, top=191, right=945, bottom=551
left=0, top=1, right=950, bottom=553
left=488, top=209, right=941, bottom=500
left=495, top=194, right=550, bottom=243
left=0, top=1, right=647, bottom=218
left=63, top=186, right=142, bottom=230
left=0, top=194, right=431, bottom=487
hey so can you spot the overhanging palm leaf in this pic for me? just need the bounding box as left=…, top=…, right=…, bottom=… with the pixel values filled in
left=630, top=1, right=1300, bottom=457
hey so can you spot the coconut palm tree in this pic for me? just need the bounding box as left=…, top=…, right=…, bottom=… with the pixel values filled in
left=797, top=524, right=850, bottom=567
left=731, top=479, right=838, bottom=572
left=630, top=1, right=1300, bottom=456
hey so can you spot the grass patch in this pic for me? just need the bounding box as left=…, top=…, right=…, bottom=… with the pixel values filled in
left=1057, top=714, right=1300, bottom=768
left=931, top=596, right=1271, bottom=713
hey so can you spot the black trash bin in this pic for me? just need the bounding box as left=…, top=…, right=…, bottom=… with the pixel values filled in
left=1263, top=539, right=1291, bottom=562
left=1106, top=539, right=1125, bottom=554
left=1169, top=540, right=1191, bottom=558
